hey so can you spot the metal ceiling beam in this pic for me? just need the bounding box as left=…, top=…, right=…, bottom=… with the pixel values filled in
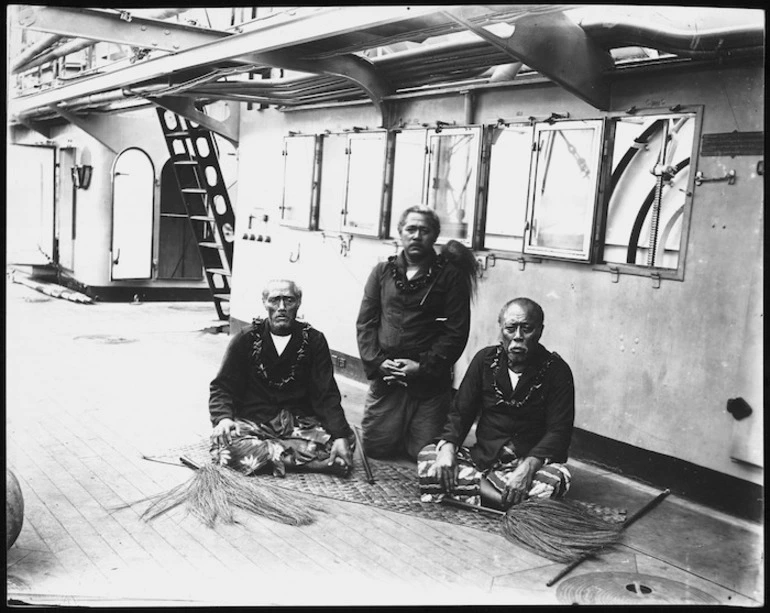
left=12, top=6, right=395, bottom=125
left=14, top=6, right=226, bottom=56
left=11, top=32, right=63, bottom=72
left=49, top=105, right=121, bottom=153
left=151, top=96, right=240, bottom=145
left=443, top=6, right=614, bottom=110
left=13, top=7, right=191, bottom=73
left=10, top=6, right=442, bottom=118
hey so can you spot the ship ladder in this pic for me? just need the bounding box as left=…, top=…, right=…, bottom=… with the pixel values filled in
left=156, top=108, right=235, bottom=320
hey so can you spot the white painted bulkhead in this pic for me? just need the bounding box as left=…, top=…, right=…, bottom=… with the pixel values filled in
left=7, top=106, right=238, bottom=295
left=229, top=62, right=764, bottom=489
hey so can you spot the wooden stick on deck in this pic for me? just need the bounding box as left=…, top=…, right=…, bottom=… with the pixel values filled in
left=545, top=488, right=671, bottom=587
left=179, top=456, right=201, bottom=471
left=353, top=425, right=375, bottom=484
left=440, top=496, right=506, bottom=516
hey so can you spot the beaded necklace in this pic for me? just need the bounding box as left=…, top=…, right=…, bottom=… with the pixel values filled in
left=490, top=344, right=558, bottom=409
left=386, top=253, right=447, bottom=293
left=251, top=318, right=310, bottom=389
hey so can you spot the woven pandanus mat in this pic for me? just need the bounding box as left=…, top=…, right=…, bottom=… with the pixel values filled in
left=145, top=437, right=627, bottom=531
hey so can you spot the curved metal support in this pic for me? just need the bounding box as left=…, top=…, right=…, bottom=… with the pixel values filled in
left=582, top=19, right=765, bottom=59
left=443, top=6, right=614, bottom=110
left=254, top=51, right=394, bottom=127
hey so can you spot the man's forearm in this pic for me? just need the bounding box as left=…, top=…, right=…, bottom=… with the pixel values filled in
left=209, top=386, right=235, bottom=426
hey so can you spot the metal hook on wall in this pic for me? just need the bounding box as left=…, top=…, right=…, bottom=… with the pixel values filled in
left=339, top=234, right=353, bottom=257
left=289, top=243, right=301, bottom=263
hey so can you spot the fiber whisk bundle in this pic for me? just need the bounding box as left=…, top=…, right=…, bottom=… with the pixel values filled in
left=141, top=463, right=320, bottom=527
left=502, top=498, right=622, bottom=563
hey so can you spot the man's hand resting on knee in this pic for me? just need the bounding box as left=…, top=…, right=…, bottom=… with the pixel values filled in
left=212, top=417, right=240, bottom=447
left=502, top=457, right=544, bottom=507
left=430, top=441, right=458, bottom=493
left=328, top=437, right=352, bottom=474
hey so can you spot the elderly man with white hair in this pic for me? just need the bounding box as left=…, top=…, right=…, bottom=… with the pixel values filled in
left=209, top=279, right=354, bottom=477
left=418, top=297, right=574, bottom=510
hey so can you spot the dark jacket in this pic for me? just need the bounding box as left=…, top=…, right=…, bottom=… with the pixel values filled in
left=356, top=251, right=471, bottom=398
left=209, top=319, right=352, bottom=440
left=441, top=343, right=575, bottom=468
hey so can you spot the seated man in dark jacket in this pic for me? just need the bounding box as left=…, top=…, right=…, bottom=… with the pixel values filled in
left=417, top=297, right=574, bottom=509
left=209, top=279, right=354, bottom=477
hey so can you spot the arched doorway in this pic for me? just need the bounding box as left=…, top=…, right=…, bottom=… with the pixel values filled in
left=157, top=158, right=203, bottom=279
left=111, top=148, right=154, bottom=280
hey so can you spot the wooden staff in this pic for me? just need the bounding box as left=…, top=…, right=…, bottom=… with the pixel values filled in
left=353, top=425, right=375, bottom=484
left=441, top=496, right=505, bottom=516
left=545, top=488, right=671, bottom=587
left=180, top=456, right=201, bottom=470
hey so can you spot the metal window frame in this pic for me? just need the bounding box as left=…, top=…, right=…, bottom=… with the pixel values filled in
left=424, top=125, right=484, bottom=248
left=479, top=121, right=536, bottom=253
left=279, top=133, right=320, bottom=230
left=341, top=130, right=389, bottom=238
left=388, top=127, right=429, bottom=240
left=592, top=105, right=703, bottom=283
left=523, top=118, right=605, bottom=261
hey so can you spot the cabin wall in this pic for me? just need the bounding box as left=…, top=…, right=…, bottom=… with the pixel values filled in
left=9, top=108, right=209, bottom=292
left=231, top=62, right=763, bottom=486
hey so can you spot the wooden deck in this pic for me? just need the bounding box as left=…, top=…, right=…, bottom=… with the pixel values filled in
left=5, top=276, right=763, bottom=606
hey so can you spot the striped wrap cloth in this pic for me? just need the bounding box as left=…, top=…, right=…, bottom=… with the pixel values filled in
left=417, top=443, right=571, bottom=507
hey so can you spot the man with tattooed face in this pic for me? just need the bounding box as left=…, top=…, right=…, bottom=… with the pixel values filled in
left=418, top=297, right=575, bottom=510
left=209, top=279, right=354, bottom=477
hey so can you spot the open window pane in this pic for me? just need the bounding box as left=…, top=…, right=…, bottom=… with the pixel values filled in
left=280, top=135, right=316, bottom=228
left=603, top=114, right=695, bottom=270
left=343, top=132, right=387, bottom=235
left=484, top=125, right=533, bottom=252
left=525, top=120, right=603, bottom=260
left=426, top=127, right=481, bottom=244
left=318, top=133, right=348, bottom=232
left=390, top=129, right=427, bottom=238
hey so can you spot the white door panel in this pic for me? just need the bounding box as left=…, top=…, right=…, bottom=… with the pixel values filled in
left=111, top=149, right=154, bottom=280
left=7, top=144, right=55, bottom=265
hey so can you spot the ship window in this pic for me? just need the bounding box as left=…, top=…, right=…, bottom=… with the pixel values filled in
left=279, top=134, right=319, bottom=229
left=390, top=129, right=428, bottom=238
left=390, top=126, right=482, bottom=247
left=524, top=120, right=604, bottom=261
left=317, top=133, right=347, bottom=232
left=483, top=124, right=534, bottom=252
left=601, top=113, right=696, bottom=274
left=343, top=132, right=387, bottom=236
left=318, top=131, right=387, bottom=237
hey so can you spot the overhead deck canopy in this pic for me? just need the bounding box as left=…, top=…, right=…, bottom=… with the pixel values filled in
left=8, top=5, right=765, bottom=128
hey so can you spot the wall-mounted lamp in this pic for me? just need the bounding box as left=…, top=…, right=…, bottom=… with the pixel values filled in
left=71, top=165, right=93, bottom=190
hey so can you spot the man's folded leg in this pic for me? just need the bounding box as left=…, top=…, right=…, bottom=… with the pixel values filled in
left=417, top=443, right=482, bottom=506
